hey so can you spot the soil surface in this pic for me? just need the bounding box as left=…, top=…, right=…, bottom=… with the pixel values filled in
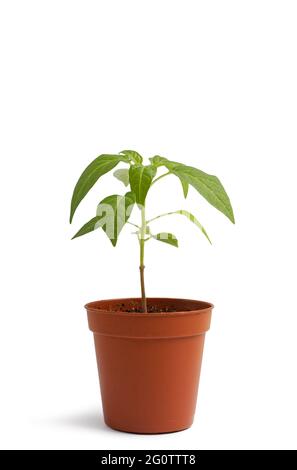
left=114, top=303, right=187, bottom=313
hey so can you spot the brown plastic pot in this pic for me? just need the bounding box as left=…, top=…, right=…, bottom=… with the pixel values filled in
left=85, top=298, right=213, bottom=434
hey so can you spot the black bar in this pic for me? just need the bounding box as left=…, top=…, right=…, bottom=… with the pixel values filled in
left=0, top=449, right=296, bottom=466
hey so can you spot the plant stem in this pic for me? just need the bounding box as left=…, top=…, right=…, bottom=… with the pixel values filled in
left=151, top=171, right=171, bottom=185
left=139, top=205, right=147, bottom=313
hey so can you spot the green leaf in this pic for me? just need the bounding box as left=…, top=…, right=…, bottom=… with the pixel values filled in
left=149, top=155, right=166, bottom=167
left=120, top=150, right=143, bottom=164
left=71, top=216, right=105, bottom=239
left=176, top=210, right=211, bottom=243
left=70, top=154, right=129, bottom=223
left=72, top=192, right=135, bottom=244
left=113, top=168, right=130, bottom=186
left=153, top=232, right=178, bottom=247
left=173, top=165, right=235, bottom=223
left=148, top=209, right=211, bottom=243
left=150, top=156, right=234, bottom=223
left=181, top=180, right=189, bottom=198
left=150, top=155, right=188, bottom=199
left=96, top=191, right=135, bottom=246
left=129, top=164, right=157, bottom=205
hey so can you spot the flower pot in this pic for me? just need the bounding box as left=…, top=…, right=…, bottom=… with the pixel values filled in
left=85, top=297, right=213, bottom=434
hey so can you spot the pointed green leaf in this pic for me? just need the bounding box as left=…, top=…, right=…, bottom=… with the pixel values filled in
left=181, top=180, right=189, bottom=198
left=150, top=155, right=188, bottom=198
left=176, top=210, right=211, bottom=243
left=113, top=168, right=130, bottom=186
left=153, top=232, right=178, bottom=247
left=70, top=154, right=129, bottom=223
left=150, top=156, right=234, bottom=223
left=120, top=150, right=143, bottom=164
left=148, top=209, right=211, bottom=243
left=72, top=192, right=135, bottom=244
left=173, top=164, right=234, bottom=223
left=71, top=216, right=105, bottom=239
left=129, top=164, right=157, bottom=205
left=96, top=191, right=135, bottom=246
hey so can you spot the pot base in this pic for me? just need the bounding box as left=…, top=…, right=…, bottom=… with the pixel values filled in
left=105, top=419, right=192, bottom=435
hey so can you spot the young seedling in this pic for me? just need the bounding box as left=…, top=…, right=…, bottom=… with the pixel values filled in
left=70, top=150, right=235, bottom=313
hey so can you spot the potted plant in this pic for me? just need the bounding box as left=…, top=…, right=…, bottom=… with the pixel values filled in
left=70, top=149, right=234, bottom=434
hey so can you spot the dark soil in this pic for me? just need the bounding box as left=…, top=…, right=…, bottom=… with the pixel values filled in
left=114, top=303, right=185, bottom=313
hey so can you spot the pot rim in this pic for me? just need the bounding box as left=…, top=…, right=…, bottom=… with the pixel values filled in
left=85, top=297, right=214, bottom=317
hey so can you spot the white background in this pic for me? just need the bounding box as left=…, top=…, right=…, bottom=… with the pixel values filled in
left=0, top=0, right=296, bottom=450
